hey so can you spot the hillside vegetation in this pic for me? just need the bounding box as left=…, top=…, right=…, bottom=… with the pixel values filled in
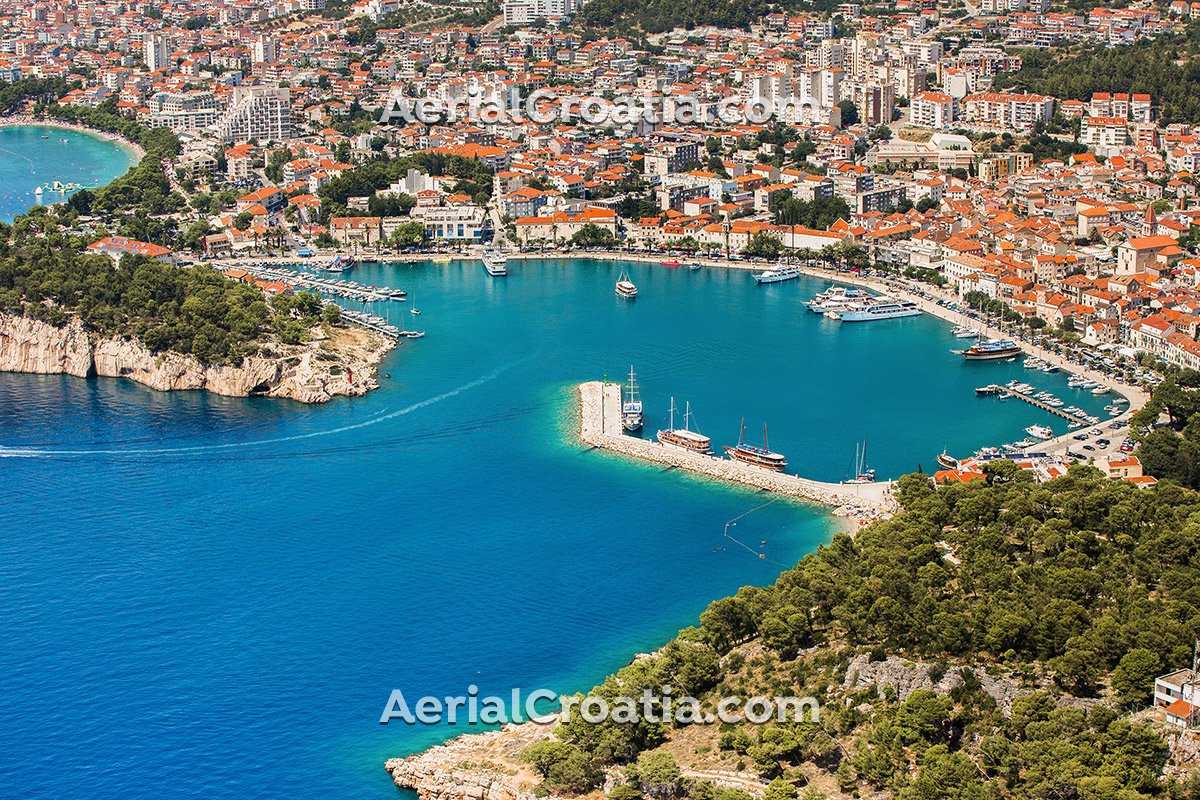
left=995, top=25, right=1200, bottom=125
left=0, top=241, right=330, bottom=364
left=526, top=467, right=1200, bottom=799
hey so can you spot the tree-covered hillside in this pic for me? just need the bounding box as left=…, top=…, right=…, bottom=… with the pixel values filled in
left=995, top=25, right=1200, bottom=125
left=0, top=240, right=329, bottom=365
left=526, top=467, right=1200, bottom=798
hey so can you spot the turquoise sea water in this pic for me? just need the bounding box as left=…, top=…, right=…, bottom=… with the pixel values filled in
left=0, top=125, right=137, bottom=221
left=0, top=259, right=1114, bottom=800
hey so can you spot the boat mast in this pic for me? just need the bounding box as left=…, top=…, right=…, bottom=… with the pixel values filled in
left=763, top=422, right=769, bottom=452
left=669, top=396, right=676, bottom=430
left=684, top=402, right=691, bottom=432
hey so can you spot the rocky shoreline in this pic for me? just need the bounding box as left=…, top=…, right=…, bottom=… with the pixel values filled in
left=385, top=723, right=553, bottom=800
left=0, top=313, right=395, bottom=403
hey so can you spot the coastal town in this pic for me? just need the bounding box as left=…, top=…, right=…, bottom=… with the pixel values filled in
left=0, top=0, right=1194, bottom=482
left=13, top=0, right=1200, bottom=798
left=1, top=0, right=1199, bottom=385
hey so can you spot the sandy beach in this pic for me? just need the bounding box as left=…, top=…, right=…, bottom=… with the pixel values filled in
left=0, top=114, right=147, bottom=161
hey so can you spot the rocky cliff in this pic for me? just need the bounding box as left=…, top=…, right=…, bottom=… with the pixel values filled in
left=0, top=313, right=395, bottom=403
left=385, top=724, right=552, bottom=800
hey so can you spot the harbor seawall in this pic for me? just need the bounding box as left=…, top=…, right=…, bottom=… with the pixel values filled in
left=0, top=313, right=394, bottom=403
left=577, top=381, right=897, bottom=518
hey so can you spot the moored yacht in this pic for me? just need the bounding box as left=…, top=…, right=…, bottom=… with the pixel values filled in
left=753, top=265, right=802, bottom=284
left=830, top=299, right=921, bottom=321
left=657, top=398, right=712, bottom=453
left=616, top=268, right=638, bottom=298
left=622, top=366, right=643, bottom=432
left=723, top=419, right=788, bottom=471
left=483, top=248, right=509, bottom=276
left=843, top=440, right=876, bottom=484
left=1024, top=424, right=1054, bottom=440
left=954, top=338, right=1022, bottom=360
left=806, top=287, right=874, bottom=312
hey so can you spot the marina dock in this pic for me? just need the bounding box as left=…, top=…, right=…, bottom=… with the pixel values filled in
left=218, top=262, right=407, bottom=304
left=578, top=381, right=896, bottom=517
left=978, top=384, right=1081, bottom=421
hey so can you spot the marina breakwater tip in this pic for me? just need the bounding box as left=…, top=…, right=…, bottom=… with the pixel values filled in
left=576, top=381, right=897, bottom=520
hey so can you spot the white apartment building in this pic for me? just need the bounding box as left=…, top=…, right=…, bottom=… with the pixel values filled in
left=909, top=91, right=956, bottom=129
left=502, top=0, right=587, bottom=25
left=214, top=86, right=293, bottom=144
left=148, top=90, right=220, bottom=132
left=961, top=92, right=1055, bottom=131
left=143, top=34, right=168, bottom=72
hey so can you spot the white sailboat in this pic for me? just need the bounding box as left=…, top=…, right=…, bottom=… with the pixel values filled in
left=843, top=440, right=876, bottom=484
left=622, top=366, right=643, bottom=432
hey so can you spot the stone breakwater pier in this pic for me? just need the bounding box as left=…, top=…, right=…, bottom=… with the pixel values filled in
left=578, top=381, right=897, bottom=518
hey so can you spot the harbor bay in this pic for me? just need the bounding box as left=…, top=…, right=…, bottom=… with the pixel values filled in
left=0, top=257, right=1118, bottom=800
left=0, top=124, right=138, bottom=221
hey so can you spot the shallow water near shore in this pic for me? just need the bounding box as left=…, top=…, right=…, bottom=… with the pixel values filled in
left=0, top=258, right=1113, bottom=800
left=0, top=124, right=137, bottom=221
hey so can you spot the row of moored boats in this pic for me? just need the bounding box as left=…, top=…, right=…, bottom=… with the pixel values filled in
left=619, top=367, right=793, bottom=473
left=805, top=286, right=922, bottom=321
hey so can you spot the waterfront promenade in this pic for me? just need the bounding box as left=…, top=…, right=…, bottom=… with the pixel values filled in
left=578, top=381, right=897, bottom=520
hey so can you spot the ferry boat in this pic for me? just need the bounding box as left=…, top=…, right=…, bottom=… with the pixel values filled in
left=753, top=265, right=802, bottom=284
left=657, top=398, right=711, bottom=453
left=936, top=451, right=959, bottom=470
left=830, top=300, right=921, bottom=322
left=661, top=259, right=681, bottom=267
left=622, top=366, right=643, bottom=433
left=1024, top=425, right=1054, bottom=440
left=483, top=249, right=509, bottom=276
left=616, top=268, right=638, bottom=298
left=954, top=338, right=1022, bottom=360
left=807, top=287, right=874, bottom=312
left=723, top=419, right=788, bottom=472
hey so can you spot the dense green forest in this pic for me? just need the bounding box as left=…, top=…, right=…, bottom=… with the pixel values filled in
left=577, top=0, right=840, bottom=34
left=318, top=151, right=496, bottom=219
left=0, top=240, right=328, bottom=364
left=772, top=196, right=851, bottom=230
left=995, top=24, right=1200, bottom=125
left=1133, top=372, right=1200, bottom=488
left=525, top=468, right=1200, bottom=798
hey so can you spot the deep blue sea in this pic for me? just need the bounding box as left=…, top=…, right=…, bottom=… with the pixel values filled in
left=0, top=124, right=137, bottom=221
left=0, top=258, right=1113, bottom=800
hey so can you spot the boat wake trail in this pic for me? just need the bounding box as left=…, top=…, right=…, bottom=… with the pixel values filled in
left=0, top=360, right=524, bottom=460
